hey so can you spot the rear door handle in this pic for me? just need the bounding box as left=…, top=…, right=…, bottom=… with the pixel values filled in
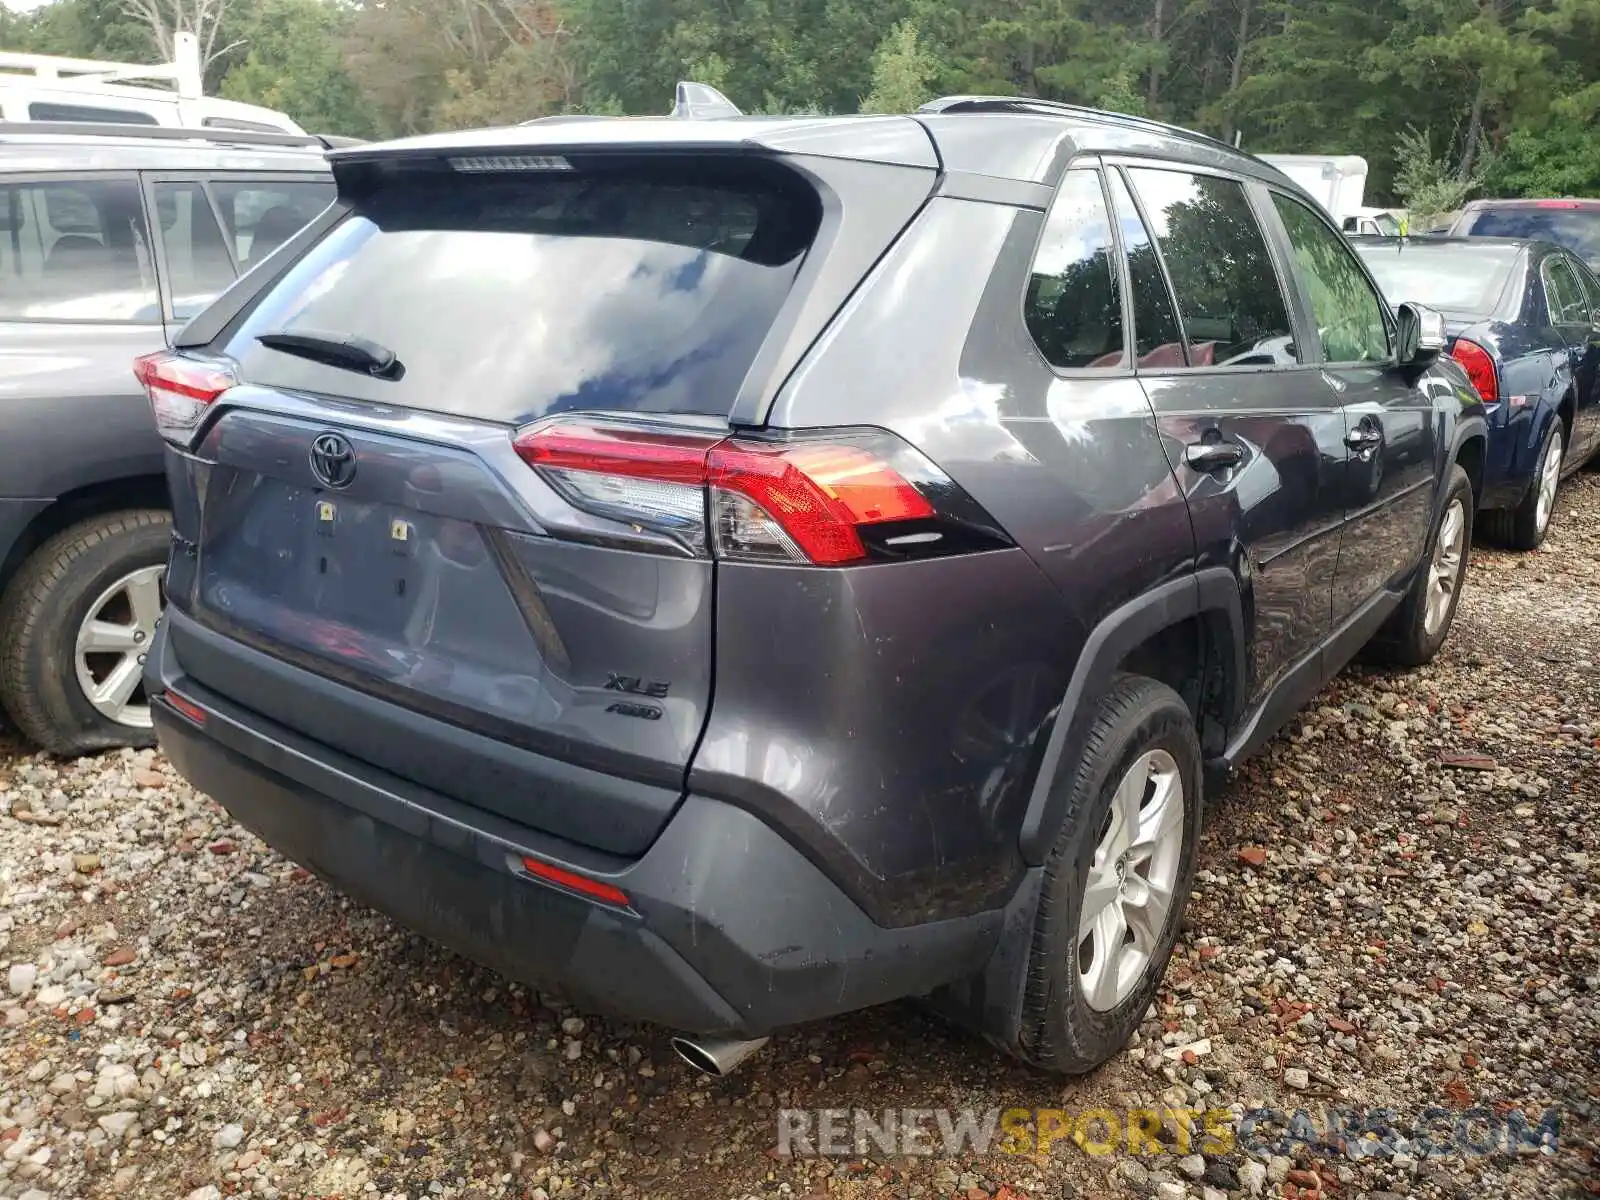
left=1184, top=441, right=1244, bottom=473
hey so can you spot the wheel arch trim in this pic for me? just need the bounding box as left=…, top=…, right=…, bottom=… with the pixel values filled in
left=1017, top=567, right=1242, bottom=865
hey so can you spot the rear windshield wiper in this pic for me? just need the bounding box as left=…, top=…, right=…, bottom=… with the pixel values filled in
left=255, top=329, right=405, bottom=381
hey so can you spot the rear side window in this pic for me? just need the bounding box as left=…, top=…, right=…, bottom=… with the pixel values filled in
left=211, top=180, right=335, bottom=268
left=29, top=101, right=160, bottom=125
left=1127, top=167, right=1298, bottom=368
left=224, top=159, right=821, bottom=424
left=1542, top=255, right=1590, bottom=325
left=0, top=178, right=158, bottom=322
left=1024, top=169, right=1123, bottom=369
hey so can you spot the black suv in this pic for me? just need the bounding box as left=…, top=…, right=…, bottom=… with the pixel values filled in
left=0, top=122, right=336, bottom=754
left=140, top=96, right=1487, bottom=1076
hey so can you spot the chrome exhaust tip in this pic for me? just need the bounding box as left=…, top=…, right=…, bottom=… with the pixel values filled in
left=671, top=1034, right=770, bottom=1077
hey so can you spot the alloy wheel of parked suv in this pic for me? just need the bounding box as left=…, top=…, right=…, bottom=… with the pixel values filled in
left=73, top=563, right=166, bottom=729
left=0, top=511, right=171, bottom=755
left=133, top=94, right=1489, bottom=1075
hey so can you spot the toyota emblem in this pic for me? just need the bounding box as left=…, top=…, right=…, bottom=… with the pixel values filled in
left=309, top=432, right=357, bottom=489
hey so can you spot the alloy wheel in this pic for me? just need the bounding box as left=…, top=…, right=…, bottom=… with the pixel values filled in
left=1077, top=748, right=1185, bottom=1012
left=1535, top=428, right=1563, bottom=536
left=73, top=564, right=165, bottom=728
left=1423, top=498, right=1466, bottom=638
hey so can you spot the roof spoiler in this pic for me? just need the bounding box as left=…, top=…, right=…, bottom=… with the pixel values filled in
left=671, top=82, right=743, bottom=119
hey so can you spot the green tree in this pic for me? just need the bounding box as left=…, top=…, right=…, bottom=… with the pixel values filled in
left=1393, top=125, right=1483, bottom=227
left=219, top=0, right=377, bottom=136
left=860, top=18, right=940, bottom=112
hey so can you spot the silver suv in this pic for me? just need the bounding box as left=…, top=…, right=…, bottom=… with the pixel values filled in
left=0, top=122, right=337, bottom=754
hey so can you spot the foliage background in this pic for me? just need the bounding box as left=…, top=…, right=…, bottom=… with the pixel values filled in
left=4, top=0, right=1599, bottom=202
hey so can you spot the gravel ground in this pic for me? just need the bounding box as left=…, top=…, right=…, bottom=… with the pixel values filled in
left=1, top=476, right=1597, bottom=1200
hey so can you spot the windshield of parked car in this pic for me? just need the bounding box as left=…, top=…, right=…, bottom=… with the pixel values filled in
left=1461, top=205, right=1600, bottom=269
left=1352, top=241, right=1520, bottom=316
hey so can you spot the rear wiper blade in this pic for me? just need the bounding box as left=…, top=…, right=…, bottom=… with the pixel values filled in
left=255, top=329, right=404, bottom=381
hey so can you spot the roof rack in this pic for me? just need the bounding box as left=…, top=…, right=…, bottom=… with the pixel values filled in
left=0, top=34, right=203, bottom=99
left=917, top=95, right=1240, bottom=156
left=0, top=120, right=358, bottom=151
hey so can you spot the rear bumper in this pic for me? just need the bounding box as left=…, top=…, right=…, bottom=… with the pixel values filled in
left=147, top=623, right=1002, bottom=1036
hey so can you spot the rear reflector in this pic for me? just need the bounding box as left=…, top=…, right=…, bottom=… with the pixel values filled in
left=519, top=856, right=630, bottom=907
left=134, top=351, right=236, bottom=445
left=512, top=420, right=955, bottom=566
left=161, top=690, right=208, bottom=726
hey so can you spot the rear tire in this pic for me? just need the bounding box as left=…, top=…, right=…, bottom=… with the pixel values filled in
left=1368, top=466, right=1471, bottom=667
left=1011, top=674, right=1202, bottom=1075
left=0, top=510, right=170, bottom=757
left=1480, top=419, right=1562, bottom=551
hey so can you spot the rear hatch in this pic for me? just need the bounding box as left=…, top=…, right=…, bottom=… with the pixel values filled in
left=156, top=146, right=870, bottom=855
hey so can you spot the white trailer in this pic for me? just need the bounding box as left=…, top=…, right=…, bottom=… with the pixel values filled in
left=1258, top=154, right=1400, bottom=233
left=0, top=33, right=305, bottom=134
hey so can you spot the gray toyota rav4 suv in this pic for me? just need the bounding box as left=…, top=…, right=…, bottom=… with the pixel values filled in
left=0, top=122, right=336, bottom=754
left=140, top=96, right=1487, bottom=1075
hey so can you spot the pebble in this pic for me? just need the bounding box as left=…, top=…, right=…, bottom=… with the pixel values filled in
left=1238, top=1161, right=1267, bottom=1196
left=8, top=962, right=36, bottom=996
left=1283, top=1066, right=1311, bottom=1090
left=97, top=1111, right=139, bottom=1140
left=215, top=1123, right=245, bottom=1149
left=1177, top=1154, right=1205, bottom=1179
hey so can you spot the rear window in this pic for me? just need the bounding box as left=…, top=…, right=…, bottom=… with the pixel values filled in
left=1461, top=206, right=1600, bottom=267
left=1353, top=242, right=1520, bottom=316
left=29, top=101, right=160, bottom=125
left=223, top=158, right=821, bottom=424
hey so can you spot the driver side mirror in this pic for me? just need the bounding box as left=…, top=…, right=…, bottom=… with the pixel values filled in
left=1395, top=301, right=1448, bottom=367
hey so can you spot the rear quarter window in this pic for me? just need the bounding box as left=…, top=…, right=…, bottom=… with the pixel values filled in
left=222, top=158, right=822, bottom=425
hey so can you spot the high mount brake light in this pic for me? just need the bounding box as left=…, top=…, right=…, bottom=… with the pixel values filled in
left=134, top=351, right=236, bottom=445
left=1448, top=338, right=1499, bottom=404
left=512, top=420, right=954, bottom=566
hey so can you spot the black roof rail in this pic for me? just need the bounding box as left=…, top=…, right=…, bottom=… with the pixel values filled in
left=917, top=95, right=1241, bottom=156
left=0, top=120, right=333, bottom=151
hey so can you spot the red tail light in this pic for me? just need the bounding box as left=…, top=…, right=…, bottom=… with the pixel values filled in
left=512, top=419, right=989, bottom=567
left=1448, top=338, right=1499, bottom=404
left=134, top=351, right=236, bottom=445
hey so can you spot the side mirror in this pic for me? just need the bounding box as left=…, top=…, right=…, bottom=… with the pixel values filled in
left=1395, top=302, right=1448, bottom=367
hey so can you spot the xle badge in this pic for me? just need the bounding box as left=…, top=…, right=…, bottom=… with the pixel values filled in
left=604, top=673, right=670, bottom=698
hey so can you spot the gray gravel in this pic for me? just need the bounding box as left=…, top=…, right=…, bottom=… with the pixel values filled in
left=1, top=475, right=1597, bottom=1200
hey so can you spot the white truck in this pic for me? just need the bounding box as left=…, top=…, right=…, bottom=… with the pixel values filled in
left=1258, top=153, right=1402, bottom=235
left=0, top=32, right=304, bottom=134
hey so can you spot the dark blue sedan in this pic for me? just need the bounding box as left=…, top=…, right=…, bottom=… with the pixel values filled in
left=1352, top=235, right=1600, bottom=549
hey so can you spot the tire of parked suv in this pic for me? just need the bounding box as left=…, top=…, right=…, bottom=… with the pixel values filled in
left=1013, top=674, right=1203, bottom=1075
left=1366, top=465, right=1473, bottom=668
left=1481, top=419, right=1562, bottom=552
left=0, top=510, right=170, bottom=757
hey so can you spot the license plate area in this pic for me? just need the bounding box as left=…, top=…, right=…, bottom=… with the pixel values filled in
left=195, top=475, right=547, bottom=694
